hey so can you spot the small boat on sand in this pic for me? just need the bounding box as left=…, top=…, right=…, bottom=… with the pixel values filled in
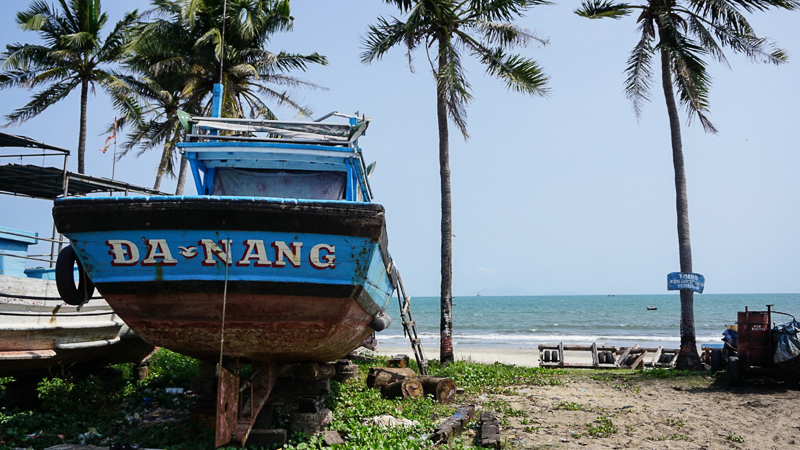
left=52, top=85, right=396, bottom=446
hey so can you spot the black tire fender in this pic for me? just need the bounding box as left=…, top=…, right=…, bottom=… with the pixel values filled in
left=710, top=349, right=723, bottom=373
left=55, top=245, right=95, bottom=306
left=727, top=356, right=741, bottom=387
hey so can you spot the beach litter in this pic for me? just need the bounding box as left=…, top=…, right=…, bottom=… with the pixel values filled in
left=361, top=415, right=420, bottom=428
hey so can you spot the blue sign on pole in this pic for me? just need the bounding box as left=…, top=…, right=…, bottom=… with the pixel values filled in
left=667, top=272, right=705, bottom=293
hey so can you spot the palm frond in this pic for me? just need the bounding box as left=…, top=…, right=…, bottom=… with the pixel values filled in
left=625, top=29, right=654, bottom=119
left=685, top=14, right=729, bottom=66
left=467, top=0, right=552, bottom=22
left=662, top=25, right=717, bottom=133
left=462, top=36, right=549, bottom=96
left=361, top=16, right=410, bottom=63
left=575, top=0, right=634, bottom=19
left=271, top=52, right=328, bottom=73
left=436, top=43, right=472, bottom=138
left=477, top=21, right=549, bottom=48
left=4, top=78, right=78, bottom=125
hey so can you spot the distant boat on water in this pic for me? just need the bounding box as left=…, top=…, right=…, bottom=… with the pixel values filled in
left=647, top=305, right=658, bottom=311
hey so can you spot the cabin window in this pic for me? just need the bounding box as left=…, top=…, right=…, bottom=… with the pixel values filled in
left=212, top=168, right=346, bottom=200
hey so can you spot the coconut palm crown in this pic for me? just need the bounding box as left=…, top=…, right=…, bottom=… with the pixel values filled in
left=133, top=0, right=327, bottom=120
left=362, top=0, right=550, bottom=364
left=575, top=0, right=798, bottom=369
left=115, top=0, right=327, bottom=193
left=0, top=0, right=137, bottom=174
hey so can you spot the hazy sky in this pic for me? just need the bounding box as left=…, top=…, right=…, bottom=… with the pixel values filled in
left=1, top=1, right=798, bottom=297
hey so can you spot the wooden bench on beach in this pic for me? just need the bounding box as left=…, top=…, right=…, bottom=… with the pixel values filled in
left=538, top=343, right=679, bottom=369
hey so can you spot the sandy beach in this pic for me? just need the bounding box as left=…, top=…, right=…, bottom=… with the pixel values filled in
left=375, top=344, right=544, bottom=367
left=374, top=344, right=800, bottom=449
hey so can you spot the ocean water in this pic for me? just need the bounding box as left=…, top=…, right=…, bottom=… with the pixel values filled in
left=378, top=293, right=800, bottom=350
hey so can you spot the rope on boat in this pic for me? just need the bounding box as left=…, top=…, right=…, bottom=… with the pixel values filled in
left=217, top=238, right=231, bottom=376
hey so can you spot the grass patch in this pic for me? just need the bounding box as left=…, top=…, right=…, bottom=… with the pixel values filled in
left=0, top=349, right=207, bottom=449
left=726, top=434, right=745, bottom=443
left=586, top=416, right=617, bottom=438
left=551, top=401, right=587, bottom=411
left=665, top=417, right=684, bottom=429
left=648, top=433, right=694, bottom=441
left=427, top=360, right=562, bottom=394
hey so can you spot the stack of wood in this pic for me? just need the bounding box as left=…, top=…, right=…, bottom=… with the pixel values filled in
left=366, top=367, right=457, bottom=403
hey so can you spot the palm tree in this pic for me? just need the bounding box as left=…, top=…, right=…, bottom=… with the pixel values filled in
left=575, top=0, right=797, bottom=369
left=113, top=74, right=197, bottom=190
left=0, top=0, right=137, bottom=174
left=362, top=0, right=550, bottom=364
left=120, top=0, right=327, bottom=192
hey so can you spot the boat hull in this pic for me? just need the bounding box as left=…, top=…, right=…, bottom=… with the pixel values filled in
left=53, top=196, right=395, bottom=365
left=0, top=274, right=154, bottom=376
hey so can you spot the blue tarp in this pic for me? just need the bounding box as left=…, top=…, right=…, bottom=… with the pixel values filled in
left=772, top=319, right=800, bottom=364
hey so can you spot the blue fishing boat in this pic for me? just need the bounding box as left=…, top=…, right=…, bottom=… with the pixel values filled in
left=52, top=86, right=395, bottom=446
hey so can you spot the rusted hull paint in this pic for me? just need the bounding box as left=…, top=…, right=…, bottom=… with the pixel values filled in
left=103, top=290, right=374, bottom=364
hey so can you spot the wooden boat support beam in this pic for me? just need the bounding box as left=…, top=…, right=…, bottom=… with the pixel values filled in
left=216, top=360, right=281, bottom=448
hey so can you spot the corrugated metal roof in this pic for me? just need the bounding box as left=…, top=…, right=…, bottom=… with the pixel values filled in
left=0, top=132, right=69, bottom=153
left=0, top=132, right=165, bottom=199
left=0, top=164, right=165, bottom=199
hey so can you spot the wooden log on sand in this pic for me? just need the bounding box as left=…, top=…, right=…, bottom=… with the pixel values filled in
left=380, top=378, right=424, bottom=399
left=479, top=411, right=501, bottom=449
left=417, top=376, right=457, bottom=404
left=366, top=367, right=416, bottom=388
left=430, top=405, right=475, bottom=444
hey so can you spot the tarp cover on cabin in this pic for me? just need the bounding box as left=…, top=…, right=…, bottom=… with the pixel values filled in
left=212, top=168, right=346, bottom=200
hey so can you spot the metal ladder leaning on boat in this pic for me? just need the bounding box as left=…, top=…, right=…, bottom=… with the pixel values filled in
left=391, top=264, right=428, bottom=375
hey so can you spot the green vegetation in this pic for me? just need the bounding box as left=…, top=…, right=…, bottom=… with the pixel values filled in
left=551, top=401, right=587, bottom=411
left=0, top=350, right=563, bottom=449
left=648, top=434, right=694, bottom=442
left=0, top=349, right=205, bottom=449
left=726, top=434, right=745, bottom=443
left=665, top=417, right=685, bottom=430
left=586, top=415, right=618, bottom=438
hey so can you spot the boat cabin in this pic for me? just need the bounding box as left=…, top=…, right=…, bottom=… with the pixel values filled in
left=178, top=112, right=374, bottom=202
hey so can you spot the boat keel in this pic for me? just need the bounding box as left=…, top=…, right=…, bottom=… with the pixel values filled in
left=215, top=360, right=280, bottom=448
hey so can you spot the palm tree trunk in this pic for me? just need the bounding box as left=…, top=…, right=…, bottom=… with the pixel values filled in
left=660, top=47, right=703, bottom=371
left=77, top=78, right=89, bottom=174
left=437, top=41, right=454, bottom=365
left=153, top=142, right=171, bottom=190
left=175, top=158, right=188, bottom=195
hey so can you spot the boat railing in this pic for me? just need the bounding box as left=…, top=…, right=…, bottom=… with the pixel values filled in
left=183, top=113, right=369, bottom=148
